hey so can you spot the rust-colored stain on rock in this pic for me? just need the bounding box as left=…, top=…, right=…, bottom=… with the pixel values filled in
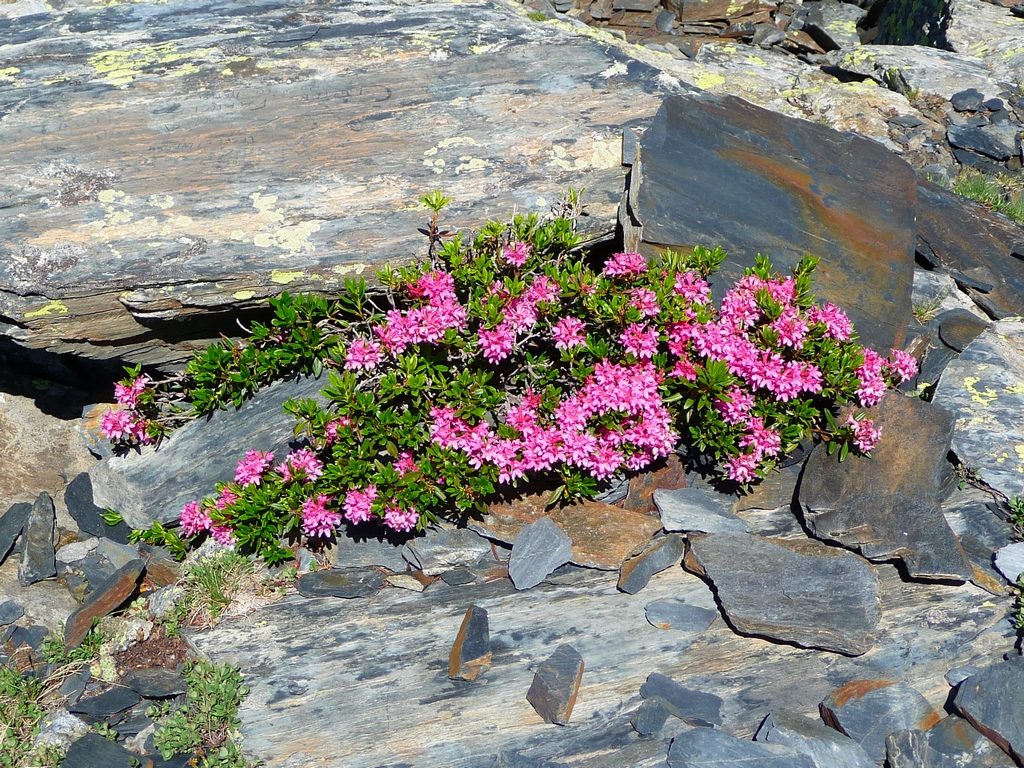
left=829, top=678, right=895, bottom=708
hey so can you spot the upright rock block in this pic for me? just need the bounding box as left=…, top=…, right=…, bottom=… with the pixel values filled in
left=19, top=492, right=56, bottom=586
left=526, top=645, right=584, bottom=725
left=448, top=605, right=492, bottom=682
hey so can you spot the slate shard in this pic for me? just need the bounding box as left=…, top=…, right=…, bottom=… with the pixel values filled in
left=526, top=644, right=584, bottom=725
left=886, top=715, right=1016, bottom=768
left=798, top=393, right=972, bottom=581
left=448, top=605, right=492, bottom=682
left=617, top=534, right=685, bottom=594
left=668, top=726, right=817, bottom=768
left=755, top=710, right=875, bottom=768
left=508, top=517, right=572, bottom=591
left=402, top=527, right=492, bottom=576
left=69, top=687, right=141, bottom=719
left=639, top=672, right=722, bottom=727
left=0, top=600, right=25, bottom=627
left=19, top=492, right=56, bottom=586
left=994, top=542, right=1024, bottom=584
left=630, top=697, right=671, bottom=736
left=644, top=599, right=718, bottom=631
left=296, top=567, right=386, bottom=599
left=820, top=679, right=941, bottom=763
left=654, top=487, right=748, bottom=534
left=64, top=558, right=145, bottom=648
left=122, top=667, right=187, bottom=698
left=64, top=472, right=132, bottom=545
left=62, top=732, right=141, bottom=768
left=953, top=659, right=1024, bottom=764
left=0, top=502, right=32, bottom=566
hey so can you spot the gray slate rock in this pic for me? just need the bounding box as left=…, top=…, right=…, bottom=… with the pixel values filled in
left=798, top=393, right=971, bottom=582
left=953, top=659, right=1024, bottom=763
left=668, top=727, right=817, bottom=768
left=0, top=502, right=31, bottom=565
left=69, top=687, right=141, bottom=718
left=19, top=492, right=56, bottom=586
left=802, top=1, right=868, bottom=50
left=325, top=529, right=408, bottom=572
left=58, top=667, right=91, bottom=706
left=440, top=567, right=476, bottom=586
left=0, top=600, right=24, bottom=626
left=654, top=488, right=748, bottom=534
left=64, top=472, right=131, bottom=545
left=526, top=644, right=584, bottom=725
left=508, top=518, right=572, bottom=591
left=448, top=604, right=491, bottom=682
left=644, top=599, right=717, bottom=631
left=820, top=680, right=941, bottom=763
left=755, top=710, right=875, bottom=768
left=402, top=527, right=492, bottom=576
left=948, top=123, right=1021, bottom=161
left=639, top=672, right=722, bottom=727
left=951, top=88, right=985, bottom=112
left=122, top=667, right=187, bottom=698
left=994, top=542, right=1024, bottom=584
left=938, top=308, right=989, bottom=352
left=886, top=714, right=1016, bottom=767
left=630, top=698, right=671, bottom=736
left=62, top=732, right=140, bottom=768
left=685, top=533, right=881, bottom=655
left=296, top=567, right=386, bottom=599
left=617, top=534, right=685, bottom=594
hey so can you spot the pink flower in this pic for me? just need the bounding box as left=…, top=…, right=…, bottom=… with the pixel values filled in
left=739, top=417, right=782, bottom=460
left=343, top=486, right=378, bottom=524
left=235, top=450, right=275, bottom=487
left=886, top=349, right=918, bottom=383
left=478, top=324, right=516, bottom=364
left=674, top=272, right=711, bottom=304
left=345, top=339, right=383, bottom=371
left=214, top=487, right=239, bottom=511
left=524, top=276, right=559, bottom=305
left=114, top=375, right=150, bottom=408
left=620, top=323, right=659, bottom=359
left=210, top=525, right=236, bottom=547
left=603, top=251, right=647, bottom=278
left=100, top=409, right=135, bottom=440
left=325, top=417, right=351, bottom=443
left=726, top=453, right=759, bottom=484
left=384, top=505, right=419, bottom=532
left=302, top=493, right=340, bottom=538
left=630, top=288, right=661, bottom=318
left=180, top=500, right=212, bottom=537
left=502, top=241, right=531, bottom=267
left=770, top=310, right=808, bottom=350
left=716, top=387, right=754, bottom=425
left=282, top=448, right=324, bottom=483
left=846, top=415, right=882, bottom=453
left=551, top=317, right=586, bottom=350
left=394, top=451, right=418, bottom=476
left=855, top=348, right=886, bottom=407
left=808, top=303, right=852, bottom=341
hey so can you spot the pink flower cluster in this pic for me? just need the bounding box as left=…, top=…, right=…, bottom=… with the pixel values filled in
left=301, top=493, right=340, bottom=538
left=846, top=414, right=882, bottom=453
left=551, top=317, right=586, bottom=351
left=235, top=450, right=275, bottom=486
left=502, top=241, right=531, bottom=267
left=477, top=276, right=561, bottom=364
left=375, top=271, right=467, bottom=354
left=101, top=375, right=154, bottom=444
left=603, top=251, right=648, bottom=278
left=179, top=498, right=235, bottom=546
left=276, top=447, right=324, bottom=483
left=114, top=375, right=151, bottom=408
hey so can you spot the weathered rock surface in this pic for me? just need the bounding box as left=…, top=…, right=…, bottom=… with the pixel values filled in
left=622, top=91, right=916, bottom=352
left=644, top=599, right=718, bottom=631
left=953, top=659, right=1024, bottom=763
left=995, top=542, right=1024, bottom=583
left=654, top=487, right=748, bottom=534
left=449, top=604, right=492, bottom=682
left=798, top=393, right=972, bottom=581
left=19, top=492, right=56, bottom=586
left=0, top=502, right=32, bottom=565
left=90, top=375, right=325, bottom=528
left=404, top=527, right=493, bottom=576
left=508, top=518, right=573, bottom=591
left=639, top=672, right=722, bottom=726
left=668, top=727, right=816, bottom=768
left=755, top=710, right=875, bottom=768
left=64, top=558, right=144, bottom=648
left=64, top=472, right=131, bottom=545
left=933, top=321, right=1024, bottom=501
left=62, top=732, right=141, bottom=768
left=295, top=567, right=386, bottom=599
left=684, top=532, right=881, bottom=655
left=526, top=644, right=585, bottom=725
left=69, top=687, right=142, bottom=719
left=820, top=680, right=941, bottom=763
left=122, top=667, right=187, bottom=699
left=886, top=715, right=1016, bottom=768
left=617, top=534, right=685, bottom=593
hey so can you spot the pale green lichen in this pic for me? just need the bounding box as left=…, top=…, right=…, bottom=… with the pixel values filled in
left=25, top=300, right=69, bottom=319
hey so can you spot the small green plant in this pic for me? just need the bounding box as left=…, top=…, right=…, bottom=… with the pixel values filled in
left=950, top=167, right=1024, bottom=226
left=100, top=508, right=124, bottom=527
left=150, top=660, right=252, bottom=768
left=953, top=461, right=983, bottom=491
left=93, top=721, right=118, bottom=741
left=1009, top=495, right=1024, bottom=531
left=176, top=551, right=258, bottom=629
left=911, top=296, right=942, bottom=325
left=129, top=520, right=189, bottom=561
left=41, top=621, right=104, bottom=667
left=0, top=664, right=45, bottom=768
left=527, top=10, right=549, bottom=21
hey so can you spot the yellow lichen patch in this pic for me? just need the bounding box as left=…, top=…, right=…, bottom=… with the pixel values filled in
left=469, top=42, right=504, bottom=55
left=331, top=264, right=367, bottom=275
left=964, top=376, right=998, bottom=407
left=546, top=136, right=619, bottom=172
left=148, top=194, right=174, bottom=210
left=745, top=55, right=766, bottom=67
left=88, top=43, right=216, bottom=87
left=693, top=69, right=726, bottom=90
left=1015, top=444, right=1024, bottom=469
left=1006, top=383, right=1024, bottom=395
left=97, top=189, right=125, bottom=204
left=25, top=300, right=69, bottom=319
left=250, top=192, right=320, bottom=253
left=599, top=61, right=629, bottom=78
left=454, top=156, right=489, bottom=174
left=43, top=74, right=69, bottom=86
left=232, top=290, right=257, bottom=300
left=270, top=270, right=305, bottom=285
left=0, top=67, right=22, bottom=86
left=842, top=48, right=876, bottom=67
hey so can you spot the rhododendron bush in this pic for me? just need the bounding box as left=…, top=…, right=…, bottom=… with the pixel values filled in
left=106, top=194, right=916, bottom=564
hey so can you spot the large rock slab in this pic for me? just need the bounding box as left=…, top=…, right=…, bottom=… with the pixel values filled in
left=683, top=532, right=881, bottom=655
left=0, top=0, right=668, bottom=366
left=755, top=710, right=874, bottom=768
left=798, top=393, right=972, bottom=582
left=886, top=715, right=1016, bottom=768
left=667, top=727, right=816, bottom=768
left=932, top=321, right=1024, bottom=501
left=89, top=375, right=325, bottom=528
left=953, top=659, right=1024, bottom=764
left=946, top=0, right=1024, bottom=87
left=621, top=91, right=916, bottom=351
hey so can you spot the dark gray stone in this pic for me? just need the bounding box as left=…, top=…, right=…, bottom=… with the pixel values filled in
left=995, top=542, right=1024, bottom=583
left=617, top=534, right=685, bottom=594
left=508, top=518, right=572, bottom=591
left=820, top=680, right=941, bottom=762
left=644, top=599, right=718, bottom=631
left=802, top=1, right=867, bottom=50
left=4, top=623, right=48, bottom=652
left=953, top=659, right=1024, bottom=763
left=654, top=488, right=748, bottom=534
left=630, top=698, right=671, bottom=736
left=122, top=667, right=187, bottom=698
left=951, top=88, right=985, bottom=112
left=639, top=672, right=722, bottom=727
left=755, top=710, right=874, bottom=768
left=69, top=687, right=141, bottom=718
left=655, top=9, right=676, bottom=32
left=0, top=600, right=24, bottom=626
left=668, top=727, right=816, bottom=768
left=296, top=567, right=386, bottom=599
left=753, top=24, right=787, bottom=47
left=798, top=393, right=972, bottom=581
left=684, top=533, right=881, bottom=655
left=325, top=527, right=409, bottom=572
left=526, top=644, right=584, bottom=725
left=440, top=567, right=477, bottom=586
left=62, top=732, right=140, bottom=768
left=886, top=715, right=1016, bottom=767
left=448, top=605, right=491, bottom=682
left=19, top=492, right=56, bottom=586
left=65, top=559, right=145, bottom=648
left=0, top=502, right=31, bottom=565
left=402, top=527, right=492, bottom=576
left=938, top=308, right=989, bottom=352
left=64, top=472, right=131, bottom=545
left=948, top=123, right=1020, bottom=161
left=58, top=667, right=91, bottom=706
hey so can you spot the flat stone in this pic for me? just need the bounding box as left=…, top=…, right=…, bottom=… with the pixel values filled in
left=798, top=393, right=972, bottom=581
left=403, top=527, right=492, bottom=576
left=948, top=123, right=1020, bottom=161
left=755, top=710, right=875, bottom=768
left=122, top=667, right=187, bottom=698
left=62, top=732, right=140, bottom=768
left=19, top=492, right=56, bottom=586
left=385, top=574, right=427, bottom=592
left=654, top=488, right=748, bottom=534
left=448, top=605, right=491, bottom=682
left=0, top=600, right=24, bottom=626
left=622, top=454, right=688, bottom=513
left=296, top=567, right=386, bottom=599
left=0, top=502, right=31, bottom=566
left=630, top=698, right=671, bottom=736
left=617, top=534, right=685, bottom=594
left=34, top=709, right=90, bottom=753
left=886, top=715, right=1016, bottom=767
left=64, top=472, right=131, bottom=545
left=639, top=672, right=722, bottom=726
left=526, top=644, right=584, bottom=725
left=951, top=88, right=986, bottom=112
left=508, top=518, right=573, bottom=591
left=953, top=659, right=1024, bottom=763
left=644, top=599, right=718, bottom=631
left=4, top=623, right=48, bottom=652
left=684, top=533, right=880, bottom=655
left=802, top=1, right=867, bottom=50
left=69, top=687, right=141, bottom=719
left=820, top=680, right=942, bottom=763
left=932, top=321, right=1024, bottom=501
left=64, top=558, right=145, bottom=648
left=994, top=542, right=1024, bottom=583
left=623, top=91, right=915, bottom=353
left=937, top=308, right=989, bottom=352
left=439, top=567, right=477, bottom=586
left=90, top=375, right=327, bottom=529
left=58, top=667, right=91, bottom=706
left=324, top=527, right=409, bottom=572
left=668, top=727, right=817, bottom=768
left=961, top=536, right=1011, bottom=595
